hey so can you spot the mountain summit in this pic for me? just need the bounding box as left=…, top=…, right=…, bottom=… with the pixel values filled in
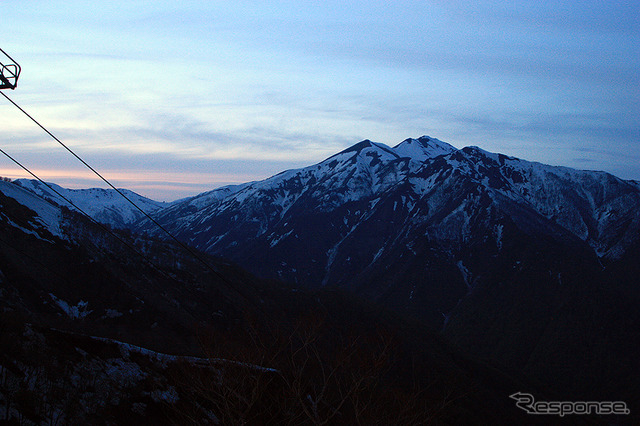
left=392, top=135, right=457, bottom=161
left=137, top=136, right=640, bottom=319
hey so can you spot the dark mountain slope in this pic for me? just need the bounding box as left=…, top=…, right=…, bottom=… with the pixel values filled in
left=0, top=181, right=253, bottom=354
left=0, top=179, right=573, bottom=424
left=132, top=136, right=640, bottom=421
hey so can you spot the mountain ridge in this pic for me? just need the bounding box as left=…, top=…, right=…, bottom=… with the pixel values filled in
left=137, top=135, right=640, bottom=264
left=12, top=136, right=639, bottom=279
left=3, top=136, right=640, bottom=420
left=14, top=178, right=169, bottom=229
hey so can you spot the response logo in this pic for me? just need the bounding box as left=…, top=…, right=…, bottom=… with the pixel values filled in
left=509, top=392, right=630, bottom=417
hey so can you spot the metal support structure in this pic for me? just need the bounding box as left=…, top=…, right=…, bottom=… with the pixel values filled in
left=0, top=48, right=21, bottom=90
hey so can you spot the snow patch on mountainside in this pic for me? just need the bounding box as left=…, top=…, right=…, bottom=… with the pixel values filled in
left=456, top=261, right=472, bottom=289
left=0, top=180, right=65, bottom=238
left=185, top=183, right=252, bottom=210
left=49, top=293, right=92, bottom=319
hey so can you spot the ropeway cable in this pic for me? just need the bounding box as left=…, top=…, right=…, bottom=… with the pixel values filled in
left=0, top=146, right=181, bottom=283
left=0, top=91, right=259, bottom=307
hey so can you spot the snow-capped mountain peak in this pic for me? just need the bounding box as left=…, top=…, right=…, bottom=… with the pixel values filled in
left=135, top=135, right=640, bottom=296
left=393, top=135, right=458, bottom=161
left=323, top=139, right=401, bottom=167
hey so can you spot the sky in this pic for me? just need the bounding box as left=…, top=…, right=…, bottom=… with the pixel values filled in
left=1, top=1, right=638, bottom=201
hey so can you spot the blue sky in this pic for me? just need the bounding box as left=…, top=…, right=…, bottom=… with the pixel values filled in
left=1, top=1, right=638, bottom=200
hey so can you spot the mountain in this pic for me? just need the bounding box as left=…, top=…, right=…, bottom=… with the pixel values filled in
left=136, top=135, right=640, bottom=317
left=3, top=135, right=640, bottom=422
left=0, top=178, right=547, bottom=424
left=134, top=136, right=640, bottom=414
left=14, top=178, right=168, bottom=228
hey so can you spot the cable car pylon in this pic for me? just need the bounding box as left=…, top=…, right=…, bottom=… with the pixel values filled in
left=0, top=48, right=21, bottom=90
